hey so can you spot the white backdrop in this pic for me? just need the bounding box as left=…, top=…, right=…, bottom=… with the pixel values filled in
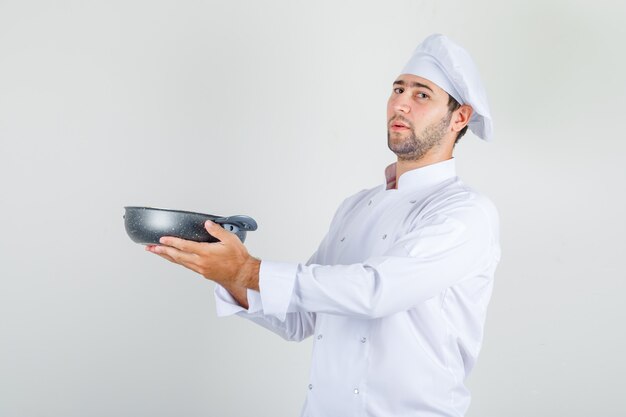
left=1, top=1, right=625, bottom=416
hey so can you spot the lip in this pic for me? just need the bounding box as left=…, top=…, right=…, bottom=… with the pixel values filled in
left=390, top=123, right=410, bottom=131
left=389, top=118, right=410, bottom=131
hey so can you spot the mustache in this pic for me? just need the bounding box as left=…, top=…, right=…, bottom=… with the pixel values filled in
left=388, top=115, right=414, bottom=129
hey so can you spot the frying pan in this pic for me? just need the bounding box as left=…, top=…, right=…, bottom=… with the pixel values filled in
left=123, top=206, right=257, bottom=244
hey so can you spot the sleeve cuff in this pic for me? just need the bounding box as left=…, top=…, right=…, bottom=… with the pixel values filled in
left=259, top=260, right=300, bottom=321
left=213, top=284, right=263, bottom=317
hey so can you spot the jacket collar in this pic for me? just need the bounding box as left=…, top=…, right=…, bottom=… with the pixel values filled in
left=384, top=158, right=457, bottom=191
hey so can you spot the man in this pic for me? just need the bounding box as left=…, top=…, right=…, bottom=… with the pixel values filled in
left=147, top=33, right=500, bottom=417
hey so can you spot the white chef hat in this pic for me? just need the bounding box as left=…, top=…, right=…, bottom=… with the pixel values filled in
left=401, top=34, right=493, bottom=141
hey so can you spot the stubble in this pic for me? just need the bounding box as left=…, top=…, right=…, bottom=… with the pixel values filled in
left=387, top=112, right=452, bottom=161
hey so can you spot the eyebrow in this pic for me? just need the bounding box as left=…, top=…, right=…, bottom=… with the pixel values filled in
left=393, top=79, right=434, bottom=92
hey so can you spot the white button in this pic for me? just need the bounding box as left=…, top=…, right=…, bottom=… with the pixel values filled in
left=309, top=384, right=313, bottom=390
left=382, top=234, right=387, bottom=240
left=368, top=200, right=372, bottom=206
left=409, top=200, right=417, bottom=204
left=360, top=337, right=367, bottom=343
left=354, top=388, right=359, bottom=394
left=317, top=334, right=323, bottom=340
left=340, top=237, right=346, bottom=242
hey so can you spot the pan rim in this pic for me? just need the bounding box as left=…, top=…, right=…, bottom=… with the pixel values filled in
left=124, top=206, right=218, bottom=217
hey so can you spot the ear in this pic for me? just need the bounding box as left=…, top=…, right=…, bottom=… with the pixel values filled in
left=451, top=105, right=473, bottom=133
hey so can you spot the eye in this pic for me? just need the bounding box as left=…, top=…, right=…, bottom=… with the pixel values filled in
left=393, top=87, right=404, bottom=94
left=415, top=92, right=429, bottom=100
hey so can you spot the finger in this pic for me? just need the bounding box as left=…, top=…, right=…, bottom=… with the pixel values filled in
left=155, top=251, right=177, bottom=263
left=146, top=245, right=177, bottom=263
left=148, top=245, right=207, bottom=276
left=204, top=220, right=237, bottom=244
left=152, top=244, right=198, bottom=265
left=159, top=236, right=203, bottom=254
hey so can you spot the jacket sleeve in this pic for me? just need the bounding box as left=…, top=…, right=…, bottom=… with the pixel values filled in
left=214, top=284, right=316, bottom=342
left=258, top=198, right=500, bottom=320
left=213, top=243, right=323, bottom=342
left=212, top=205, right=349, bottom=341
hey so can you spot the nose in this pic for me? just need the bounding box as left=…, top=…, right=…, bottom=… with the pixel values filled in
left=391, top=95, right=410, bottom=114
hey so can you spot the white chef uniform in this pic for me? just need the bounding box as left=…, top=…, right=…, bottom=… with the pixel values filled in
left=215, top=158, right=501, bottom=417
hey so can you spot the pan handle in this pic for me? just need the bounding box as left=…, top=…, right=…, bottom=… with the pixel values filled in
left=213, top=215, right=258, bottom=231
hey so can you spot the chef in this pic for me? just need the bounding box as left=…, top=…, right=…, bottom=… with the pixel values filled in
left=147, top=33, right=501, bottom=417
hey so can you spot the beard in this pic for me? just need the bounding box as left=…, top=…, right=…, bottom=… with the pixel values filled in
left=387, top=112, right=452, bottom=161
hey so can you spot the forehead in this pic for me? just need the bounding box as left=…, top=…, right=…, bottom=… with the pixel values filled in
left=394, top=74, right=447, bottom=96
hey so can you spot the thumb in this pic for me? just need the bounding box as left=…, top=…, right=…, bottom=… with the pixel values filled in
left=205, top=220, right=234, bottom=243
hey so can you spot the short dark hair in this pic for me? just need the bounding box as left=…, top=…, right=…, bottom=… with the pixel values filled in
left=447, top=95, right=468, bottom=144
